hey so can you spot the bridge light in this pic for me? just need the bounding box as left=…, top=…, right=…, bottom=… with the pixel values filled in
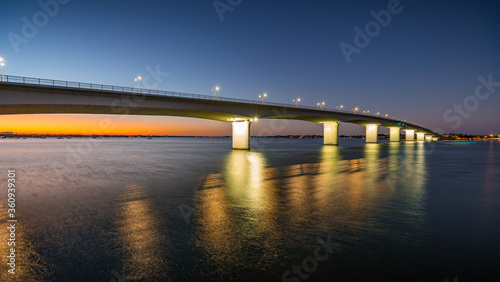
left=293, top=98, right=301, bottom=107
left=134, top=76, right=142, bottom=93
left=0, top=57, right=4, bottom=82
left=259, top=93, right=267, bottom=104
left=212, top=86, right=220, bottom=100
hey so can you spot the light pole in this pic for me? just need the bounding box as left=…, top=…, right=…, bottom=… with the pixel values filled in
left=259, top=93, right=267, bottom=104
left=353, top=107, right=358, bottom=113
left=0, top=58, right=4, bottom=82
left=317, top=102, right=325, bottom=110
left=134, top=76, right=142, bottom=93
left=337, top=105, right=344, bottom=111
left=212, top=86, right=220, bottom=99
left=293, top=98, right=301, bottom=107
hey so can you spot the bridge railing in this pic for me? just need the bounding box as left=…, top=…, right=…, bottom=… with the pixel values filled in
left=0, top=74, right=421, bottom=127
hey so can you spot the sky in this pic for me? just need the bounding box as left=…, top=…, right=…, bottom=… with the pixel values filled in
left=1, top=0, right=499, bottom=136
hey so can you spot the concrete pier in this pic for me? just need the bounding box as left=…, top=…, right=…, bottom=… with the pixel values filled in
left=232, top=120, right=251, bottom=149
left=323, top=122, right=339, bottom=145
left=365, top=124, right=379, bottom=143
left=389, top=127, right=400, bottom=142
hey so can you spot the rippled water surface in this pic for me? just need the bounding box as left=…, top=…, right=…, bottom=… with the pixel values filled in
left=0, top=138, right=499, bottom=281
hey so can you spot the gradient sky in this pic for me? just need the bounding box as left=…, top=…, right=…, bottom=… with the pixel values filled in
left=1, top=0, right=499, bottom=135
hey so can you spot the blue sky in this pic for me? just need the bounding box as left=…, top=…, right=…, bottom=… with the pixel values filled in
left=1, top=0, right=499, bottom=135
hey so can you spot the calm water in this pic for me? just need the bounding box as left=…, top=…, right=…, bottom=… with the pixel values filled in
left=0, top=138, right=499, bottom=281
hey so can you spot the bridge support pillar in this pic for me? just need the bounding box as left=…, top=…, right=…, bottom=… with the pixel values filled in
left=323, top=122, right=339, bottom=145
left=389, top=127, right=400, bottom=142
left=232, top=120, right=251, bottom=150
left=416, top=132, right=425, bottom=141
left=405, top=130, right=415, bottom=141
left=425, top=135, right=432, bottom=142
left=365, top=124, right=379, bottom=143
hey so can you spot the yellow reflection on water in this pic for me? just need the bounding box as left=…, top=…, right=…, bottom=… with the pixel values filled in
left=0, top=203, right=53, bottom=281
left=224, top=150, right=268, bottom=211
left=195, top=143, right=429, bottom=267
left=364, top=143, right=381, bottom=189
left=115, top=184, right=167, bottom=280
left=197, top=150, right=284, bottom=269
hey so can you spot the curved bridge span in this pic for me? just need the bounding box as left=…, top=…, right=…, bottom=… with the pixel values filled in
left=0, top=75, right=441, bottom=149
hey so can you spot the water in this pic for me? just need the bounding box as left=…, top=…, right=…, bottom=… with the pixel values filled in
left=0, top=138, right=499, bottom=281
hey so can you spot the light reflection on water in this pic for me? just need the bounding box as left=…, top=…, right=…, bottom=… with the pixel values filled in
left=114, top=184, right=169, bottom=281
left=194, top=141, right=430, bottom=279
left=0, top=138, right=499, bottom=281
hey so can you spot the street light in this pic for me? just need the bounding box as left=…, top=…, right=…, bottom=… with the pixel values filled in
left=134, top=76, right=142, bottom=93
left=353, top=107, right=358, bottom=113
left=212, top=86, right=220, bottom=99
left=259, top=93, right=267, bottom=104
left=0, top=58, right=4, bottom=82
left=293, top=98, right=301, bottom=107
left=337, top=105, right=344, bottom=111
left=317, top=102, right=325, bottom=110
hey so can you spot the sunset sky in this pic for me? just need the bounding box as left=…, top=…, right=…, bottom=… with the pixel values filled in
left=1, top=0, right=499, bottom=135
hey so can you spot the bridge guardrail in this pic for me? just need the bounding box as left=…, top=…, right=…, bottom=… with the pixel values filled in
left=0, top=74, right=423, bottom=128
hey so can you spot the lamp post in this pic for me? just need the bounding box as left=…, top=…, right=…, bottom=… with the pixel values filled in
left=0, top=58, right=4, bottom=82
left=212, top=86, right=220, bottom=100
left=293, top=98, right=301, bottom=107
left=337, top=105, right=344, bottom=111
left=134, top=76, right=142, bottom=93
left=353, top=107, right=358, bottom=113
left=317, top=102, right=325, bottom=110
left=259, top=93, right=267, bottom=104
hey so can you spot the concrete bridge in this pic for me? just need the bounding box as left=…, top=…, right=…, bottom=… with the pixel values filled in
left=0, top=75, right=441, bottom=149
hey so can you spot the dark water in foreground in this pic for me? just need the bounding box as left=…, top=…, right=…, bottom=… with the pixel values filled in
left=0, top=138, right=499, bottom=281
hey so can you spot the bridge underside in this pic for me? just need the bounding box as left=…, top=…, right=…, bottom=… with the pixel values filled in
left=0, top=83, right=442, bottom=150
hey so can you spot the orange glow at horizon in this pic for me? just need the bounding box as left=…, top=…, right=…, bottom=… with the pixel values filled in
left=0, top=114, right=231, bottom=135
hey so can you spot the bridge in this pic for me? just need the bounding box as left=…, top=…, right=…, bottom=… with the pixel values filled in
left=0, top=75, right=442, bottom=149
